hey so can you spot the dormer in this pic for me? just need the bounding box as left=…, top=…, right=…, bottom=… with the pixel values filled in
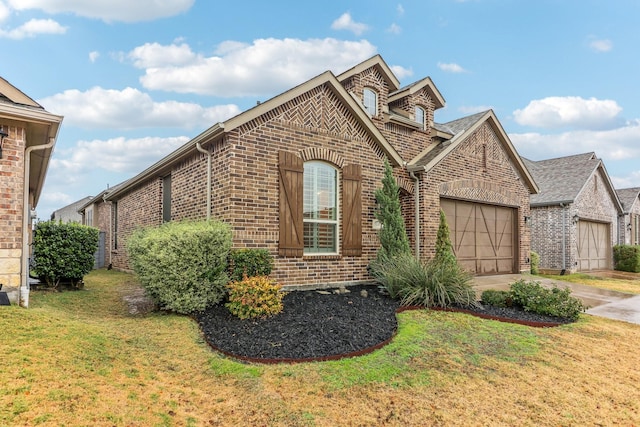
left=387, top=77, right=445, bottom=132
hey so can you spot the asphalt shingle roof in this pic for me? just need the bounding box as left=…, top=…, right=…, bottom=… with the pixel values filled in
left=522, top=152, right=600, bottom=206
left=616, top=187, right=640, bottom=212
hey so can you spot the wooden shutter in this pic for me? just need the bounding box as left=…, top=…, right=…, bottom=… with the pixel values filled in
left=278, top=151, right=304, bottom=257
left=342, top=164, right=362, bottom=256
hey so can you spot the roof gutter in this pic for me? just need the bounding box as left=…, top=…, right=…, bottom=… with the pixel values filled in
left=21, top=135, right=56, bottom=308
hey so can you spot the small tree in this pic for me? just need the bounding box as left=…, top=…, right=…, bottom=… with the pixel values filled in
left=374, top=159, right=411, bottom=262
left=435, top=210, right=457, bottom=266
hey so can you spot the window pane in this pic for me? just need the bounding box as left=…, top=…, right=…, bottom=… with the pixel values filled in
left=304, top=163, right=336, bottom=220
left=415, top=106, right=425, bottom=128
left=363, top=88, right=377, bottom=116
left=304, top=222, right=337, bottom=253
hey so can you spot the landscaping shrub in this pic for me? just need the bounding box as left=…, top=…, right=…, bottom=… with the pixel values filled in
left=370, top=253, right=477, bottom=308
left=126, top=220, right=232, bottom=314
left=530, top=251, right=540, bottom=275
left=32, top=221, right=99, bottom=288
left=481, top=289, right=512, bottom=308
left=509, top=279, right=586, bottom=321
left=374, top=159, right=411, bottom=262
left=435, top=210, right=457, bottom=266
left=613, top=245, right=640, bottom=273
left=228, top=248, right=274, bottom=282
left=226, top=276, right=285, bottom=319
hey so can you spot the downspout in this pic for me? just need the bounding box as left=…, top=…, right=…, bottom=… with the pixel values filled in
left=196, top=142, right=212, bottom=220
left=20, top=137, right=56, bottom=308
left=409, top=170, right=420, bottom=260
left=560, top=203, right=566, bottom=275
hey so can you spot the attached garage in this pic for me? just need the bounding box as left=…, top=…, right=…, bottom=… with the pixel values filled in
left=577, top=220, right=610, bottom=271
left=441, top=199, right=517, bottom=275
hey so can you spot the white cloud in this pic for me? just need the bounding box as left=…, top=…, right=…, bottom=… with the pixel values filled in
left=588, top=37, right=613, bottom=53
left=128, top=42, right=199, bottom=68
left=38, top=87, right=241, bottom=129
left=6, top=0, right=194, bottom=23
left=89, top=51, right=100, bottom=63
left=387, top=23, right=401, bottom=34
left=331, top=12, right=369, bottom=36
left=511, top=119, right=640, bottom=162
left=0, top=18, right=66, bottom=39
left=513, top=96, right=623, bottom=130
left=51, top=136, right=190, bottom=175
left=390, top=65, right=413, bottom=80
left=0, top=2, right=10, bottom=22
left=397, top=4, right=405, bottom=15
left=611, top=170, right=640, bottom=189
left=437, top=62, right=467, bottom=73
left=40, top=191, right=73, bottom=206
left=134, top=38, right=378, bottom=97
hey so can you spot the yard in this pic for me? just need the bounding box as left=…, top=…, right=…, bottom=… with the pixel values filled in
left=1, top=269, right=639, bottom=426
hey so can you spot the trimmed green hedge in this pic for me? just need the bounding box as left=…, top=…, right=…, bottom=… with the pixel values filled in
left=613, top=245, right=640, bottom=273
left=32, top=221, right=99, bottom=288
left=228, top=248, right=274, bottom=282
left=127, top=220, right=232, bottom=314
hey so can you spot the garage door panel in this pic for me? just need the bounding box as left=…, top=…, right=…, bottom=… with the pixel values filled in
left=440, top=198, right=516, bottom=275
left=577, top=220, right=610, bottom=271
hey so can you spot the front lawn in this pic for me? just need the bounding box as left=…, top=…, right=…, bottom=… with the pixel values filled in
left=1, top=269, right=639, bottom=426
left=541, top=271, right=640, bottom=295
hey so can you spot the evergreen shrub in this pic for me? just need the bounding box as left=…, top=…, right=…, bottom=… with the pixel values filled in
left=613, top=245, right=640, bottom=273
left=127, top=220, right=232, bottom=314
left=32, top=221, right=99, bottom=288
left=226, top=275, right=285, bottom=319
left=228, top=248, right=274, bottom=282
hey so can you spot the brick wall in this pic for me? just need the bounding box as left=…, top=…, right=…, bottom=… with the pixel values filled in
left=0, top=124, right=26, bottom=294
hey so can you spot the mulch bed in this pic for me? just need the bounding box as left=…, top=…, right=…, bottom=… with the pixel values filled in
left=195, top=284, right=572, bottom=364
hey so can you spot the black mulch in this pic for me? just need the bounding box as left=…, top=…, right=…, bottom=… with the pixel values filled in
left=195, top=284, right=572, bottom=363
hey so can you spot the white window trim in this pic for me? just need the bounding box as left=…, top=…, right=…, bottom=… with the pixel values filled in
left=415, top=106, right=426, bottom=129
left=363, top=88, right=377, bottom=117
left=303, top=161, right=340, bottom=256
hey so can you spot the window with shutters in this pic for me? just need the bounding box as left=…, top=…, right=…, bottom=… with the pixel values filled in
left=303, top=161, right=338, bottom=254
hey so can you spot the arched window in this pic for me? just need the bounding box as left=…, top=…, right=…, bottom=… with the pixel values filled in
left=415, top=106, right=425, bottom=129
left=363, top=88, right=377, bottom=116
left=303, top=161, right=338, bottom=253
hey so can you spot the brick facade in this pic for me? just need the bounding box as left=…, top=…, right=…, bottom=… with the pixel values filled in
left=0, top=125, right=26, bottom=292
left=103, top=56, right=535, bottom=286
left=530, top=167, right=620, bottom=273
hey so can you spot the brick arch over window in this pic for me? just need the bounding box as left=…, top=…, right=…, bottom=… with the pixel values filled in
left=396, top=177, right=414, bottom=195
left=439, top=180, right=520, bottom=207
left=278, top=150, right=362, bottom=257
left=300, top=147, right=345, bottom=168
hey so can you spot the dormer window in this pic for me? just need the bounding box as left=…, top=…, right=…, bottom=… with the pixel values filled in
left=415, top=106, right=425, bottom=129
left=363, top=88, right=377, bottom=116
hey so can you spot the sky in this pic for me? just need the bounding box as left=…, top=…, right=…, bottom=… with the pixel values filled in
left=2, top=0, right=640, bottom=218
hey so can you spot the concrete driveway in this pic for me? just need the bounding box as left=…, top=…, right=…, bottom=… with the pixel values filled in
left=472, top=274, right=640, bottom=325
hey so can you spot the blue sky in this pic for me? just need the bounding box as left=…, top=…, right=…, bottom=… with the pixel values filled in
left=2, top=0, right=639, bottom=218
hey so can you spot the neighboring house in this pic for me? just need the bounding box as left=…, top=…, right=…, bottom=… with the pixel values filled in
left=83, top=55, right=537, bottom=287
left=50, top=196, right=92, bottom=223
left=0, top=77, right=63, bottom=306
left=616, top=187, right=640, bottom=246
left=523, top=153, right=623, bottom=273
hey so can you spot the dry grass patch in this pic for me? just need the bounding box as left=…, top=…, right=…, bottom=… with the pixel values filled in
left=1, top=270, right=639, bottom=426
left=542, top=272, right=640, bottom=295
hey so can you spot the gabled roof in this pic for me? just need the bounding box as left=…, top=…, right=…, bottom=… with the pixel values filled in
left=0, top=77, right=63, bottom=206
left=336, top=54, right=401, bottom=91
left=616, top=187, right=640, bottom=213
left=389, top=76, right=445, bottom=110
left=523, top=152, right=623, bottom=212
left=408, top=110, right=538, bottom=194
left=106, top=66, right=404, bottom=201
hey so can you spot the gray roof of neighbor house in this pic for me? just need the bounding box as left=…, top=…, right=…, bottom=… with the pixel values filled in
left=616, top=187, right=640, bottom=213
left=523, top=152, right=622, bottom=211
left=51, top=196, right=93, bottom=222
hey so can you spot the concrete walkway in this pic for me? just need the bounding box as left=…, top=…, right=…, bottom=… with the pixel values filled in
left=472, top=274, right=640, bottom=325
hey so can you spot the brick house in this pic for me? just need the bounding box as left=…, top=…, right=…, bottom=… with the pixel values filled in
left=87, top=55, right=537, bottom=287
left=0, top=77, right=63, bottom=306
left=616, top=187, right=640, bottom=246
left=523, top=152, right=623, bottom=273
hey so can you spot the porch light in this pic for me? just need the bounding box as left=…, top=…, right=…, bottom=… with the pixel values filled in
left=0, top=127, right=8, bottom=159
left=523, top=215, right=531, bottom=224
left=628, top=223, right=632, bottom=231
left=572, top=214, right=579, bottom=224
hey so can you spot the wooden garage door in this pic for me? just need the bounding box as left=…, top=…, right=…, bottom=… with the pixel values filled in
left=441, top=199, right=516, bottom=275
left=577, top=221, right=610, bottom=270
